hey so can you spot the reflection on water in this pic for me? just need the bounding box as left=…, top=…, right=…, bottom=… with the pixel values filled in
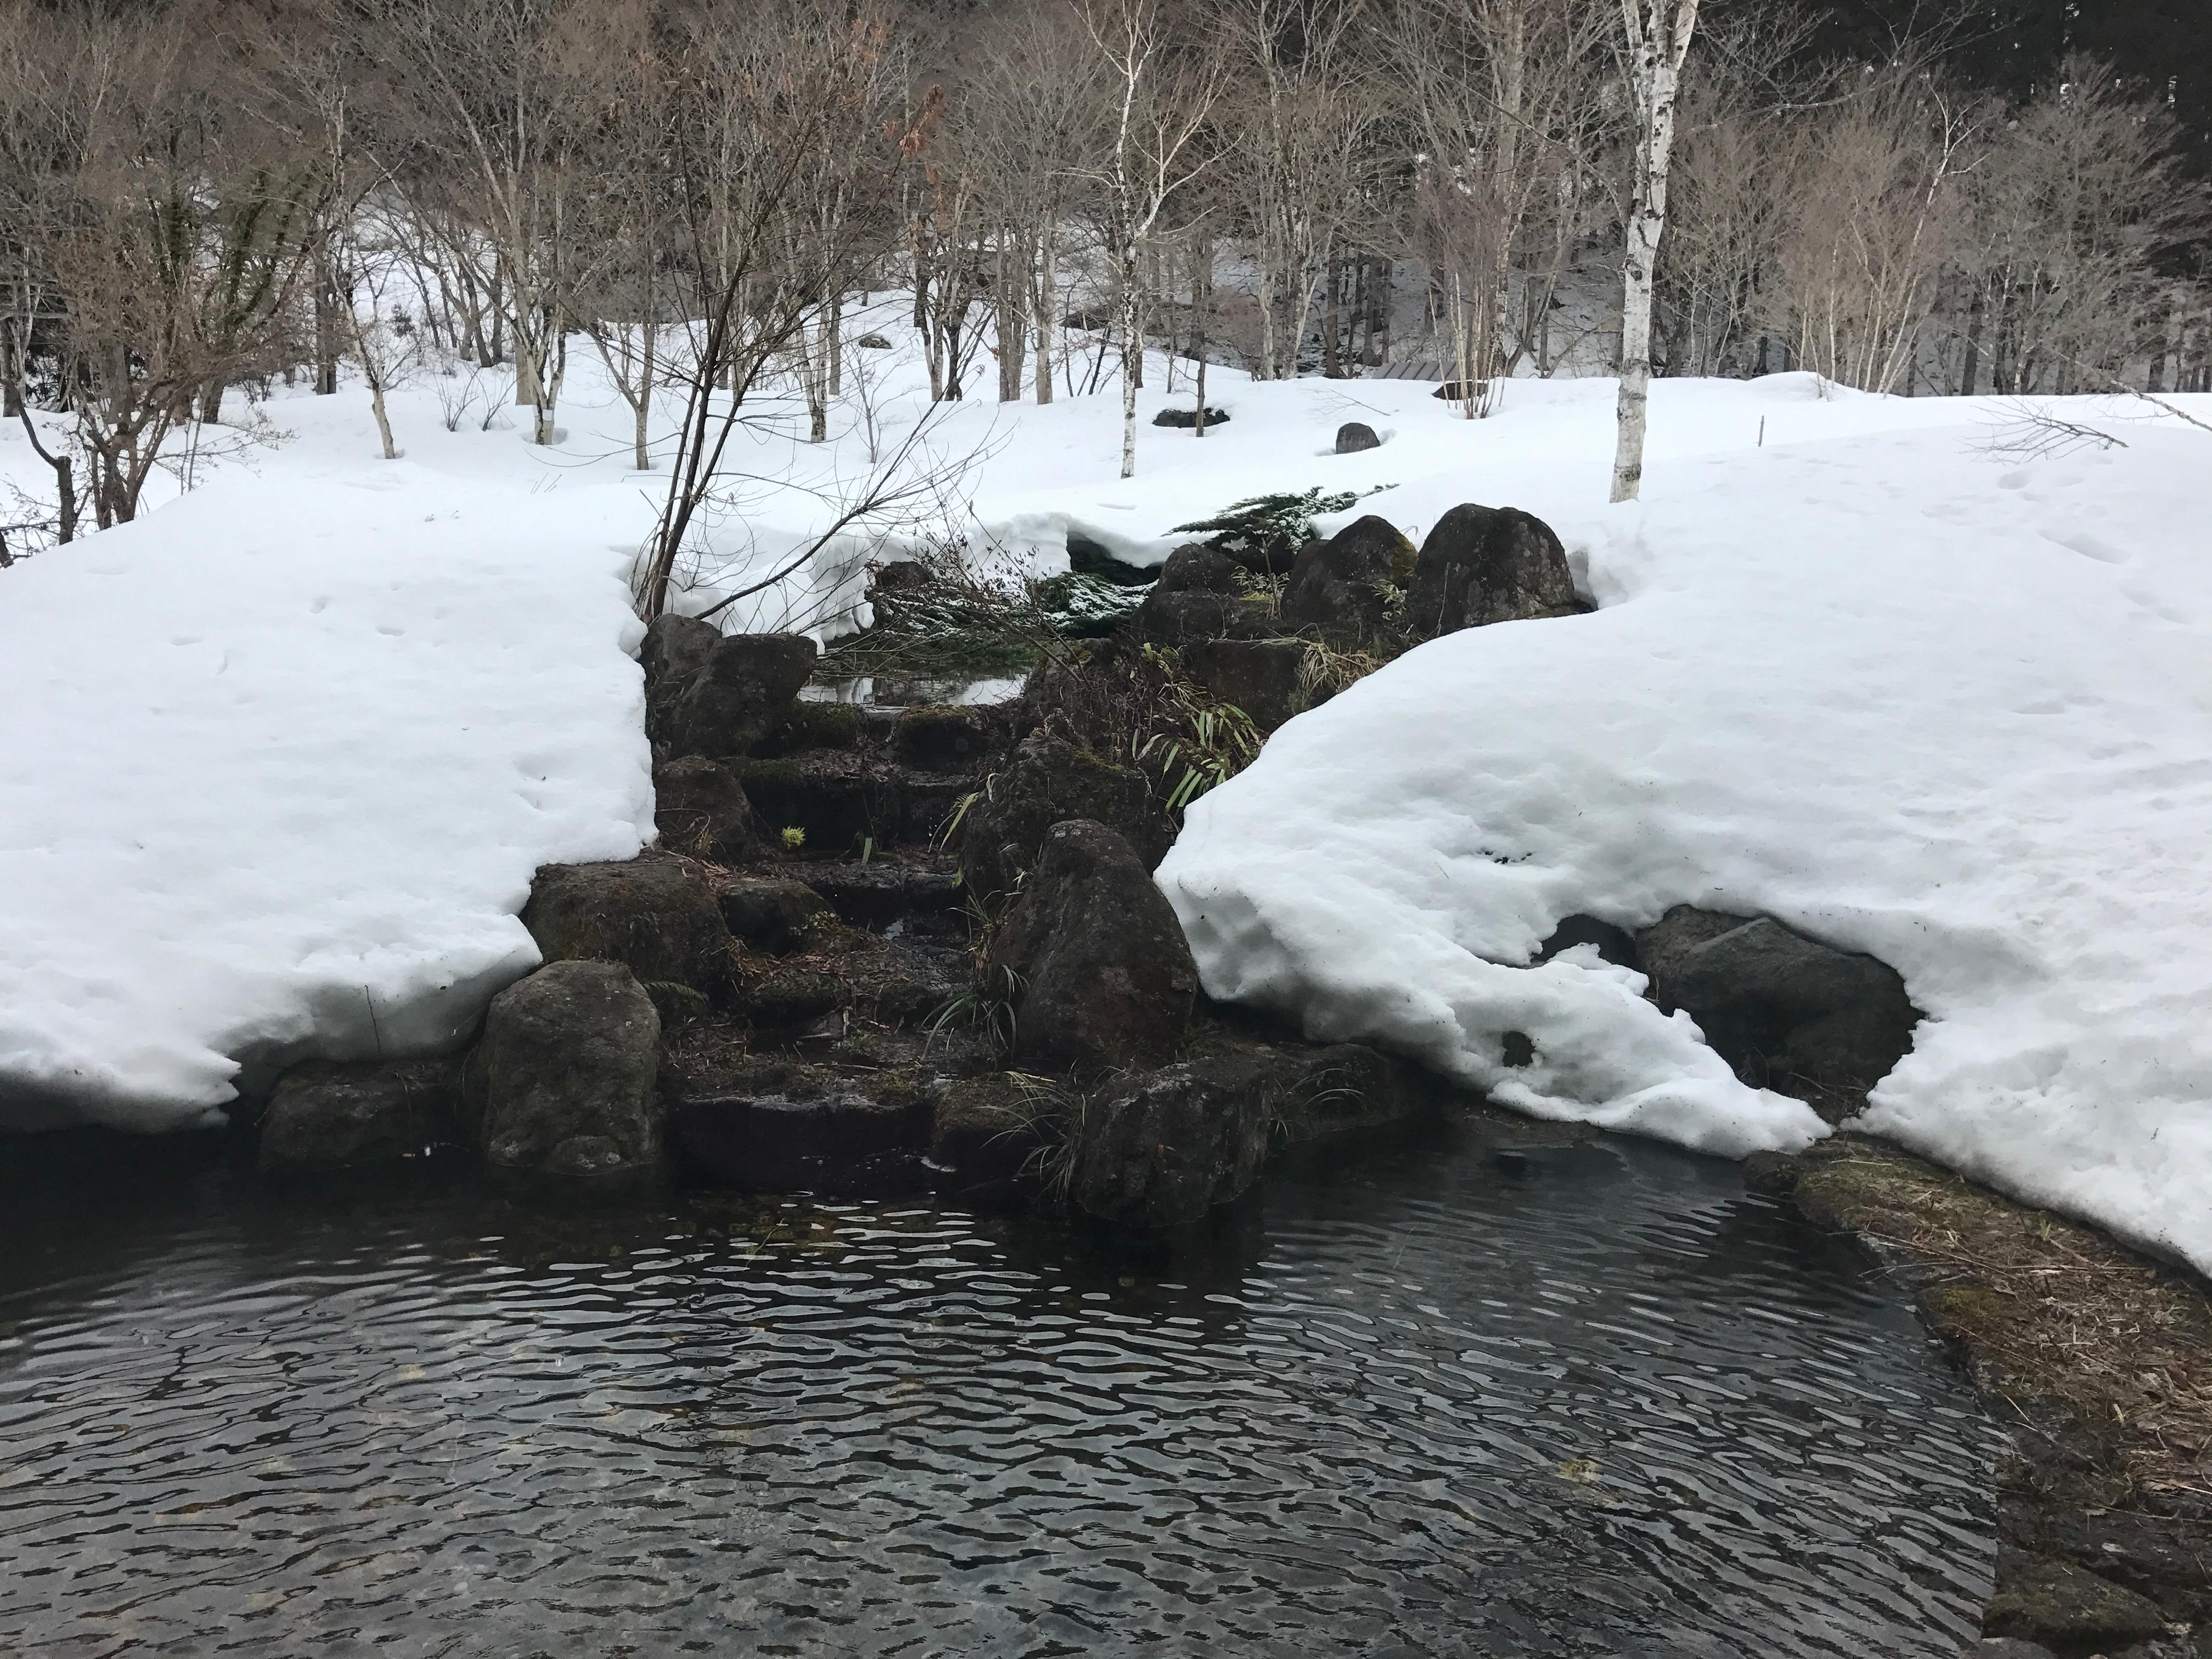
left=0, top=1127, right=1999, bottom=1657
left=801, top=672, right=1028, bottom=707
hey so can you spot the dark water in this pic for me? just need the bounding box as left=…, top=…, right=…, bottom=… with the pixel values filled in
left=0, top=1128, right=2001, bottom=1658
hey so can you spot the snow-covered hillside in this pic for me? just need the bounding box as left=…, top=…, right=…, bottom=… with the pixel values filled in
left=3, top=311, right=2208, bottom=1282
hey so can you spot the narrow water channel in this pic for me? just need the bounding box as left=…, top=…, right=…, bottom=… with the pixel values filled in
left=0, top=1126, right=2000, bottom=1657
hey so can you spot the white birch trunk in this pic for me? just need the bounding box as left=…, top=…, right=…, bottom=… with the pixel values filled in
left=1610, top=0, right=1700, bottom=504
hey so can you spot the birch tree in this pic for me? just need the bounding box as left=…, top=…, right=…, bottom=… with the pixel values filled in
left=1077, top=0, right=1220, bottom=479
left=1609, top=0, right=1698, bottom=503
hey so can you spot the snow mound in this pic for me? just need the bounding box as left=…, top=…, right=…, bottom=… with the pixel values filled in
left=1159, top=398, right=2212, bottom=1274
left=0, top=467, right=652, bottom=1131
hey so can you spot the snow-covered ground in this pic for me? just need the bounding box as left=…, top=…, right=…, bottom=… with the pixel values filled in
left=4, top=306, right=2208, bottom=1284
left=1158, top=379, right=2212, bottom=1277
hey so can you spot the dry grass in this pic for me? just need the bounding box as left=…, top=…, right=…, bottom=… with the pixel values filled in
left=1793, top=1136, right=2212, bottom=1506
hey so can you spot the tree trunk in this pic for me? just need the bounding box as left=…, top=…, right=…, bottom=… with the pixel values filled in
left=635, top=319, right=655, bottom=471
left=1119, top=245, right=1139, bottom=480
left=1033, top=235, right=1056, bottom=406
left=1611, top=1, right=1700, bottom=505
left=314, top=245, right=342, bottom=397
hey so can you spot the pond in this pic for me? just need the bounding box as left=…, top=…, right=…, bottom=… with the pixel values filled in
left=0, top=1125, right=2001, bottom=1657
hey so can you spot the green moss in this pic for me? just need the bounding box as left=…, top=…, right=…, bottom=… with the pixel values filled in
left=766, top=701, right=862, bottom=754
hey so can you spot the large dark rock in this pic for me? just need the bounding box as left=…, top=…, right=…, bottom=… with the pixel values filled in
left=653, top=755, right=760, bottom=864
left=651, top=628, right=816, bottom=760
left=1408, top=504, right=1581, bottom=637
left=1069, top=1063, right=1270, bottom=1228
left=754, top=699, right=863, bottom=758
left=466, top=961, right=663, bottom=1194
left=1156, top=543, right=1240, bottom=594
left=667, top=1058, right=934, bottom=1195
left=1181, top=637, right=1313, bottom=732
left=1334, top=421, right=1381, bottom=454
left=956, top=734, right=1157, bottom=902
left=718, top=877, right=834, bottom=954
left=1637, top=906, right=1919, bottom=1100
left=257, top=1058, right=453, bottom=1177
left=522, top=854, right=732, bottom=1000
left=1983, top=1555, right=2168, bottom=1655
left=985, top=819, right=1197, bottom=1075
left=1280, top=514, right=1417, bottom=644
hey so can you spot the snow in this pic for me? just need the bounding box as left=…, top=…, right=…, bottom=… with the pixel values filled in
left=0, top=462, right=653, bottom=1131
left=4, top=298, right=2209, bottom=1283
left=1157, top=377, right=2212, bottom=1275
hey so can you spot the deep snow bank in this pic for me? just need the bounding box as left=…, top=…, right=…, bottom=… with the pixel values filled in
left=0, top=467, right=652, bottom=1131
left=1158, top=383, right=2212, bottom=1274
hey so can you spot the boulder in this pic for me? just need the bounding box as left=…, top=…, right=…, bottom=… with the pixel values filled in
left=467, top=961, right=663, bottom=1194
left=985, top=819, right=1197, bottom=1075
left=667, top=1058, right=934, bottom=1195
left=1280, top=514, right=1417, bottom=644
left=653, top=755, right=760, bottom=864
left=258, top=1058, right=453, bottom=1177
left=1153, top=405, right=1230, bottom=428
left=718, top=876, right=834, bottom=954
left=653, top=629, right=816, bottom=760
left=1408, top=504, right=1581, bottom=637
left=1155, top=543, right=1242, bottom=594
left=521, top=855, right=732, bottom=999
left=1334, top=421, right=1381, bottom=454
left=1069, top=1063, right=1271, bottom=1228
left=956, top=734, right=1158, bottom=902
left=1181, top=637, right=1313, bottom=732
left=1636, top=906, right=1919, bottom=1098
left=1126, top=545, right=1271, bottom=645
left=1983, top=1555, right=2168, bottom=1655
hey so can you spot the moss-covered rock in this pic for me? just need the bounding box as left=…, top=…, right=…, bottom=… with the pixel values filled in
left=466, top=960, right=665, bottom=1198
left=757, top=699, right=864, bottom=757
left=521, top=854, right=732, bottom=1000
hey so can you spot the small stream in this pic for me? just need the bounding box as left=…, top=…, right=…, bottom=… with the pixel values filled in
left=0, top=1126, right=2001, bottom=1657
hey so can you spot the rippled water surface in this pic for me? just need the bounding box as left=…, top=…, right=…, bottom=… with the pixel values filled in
left=0, top=1128, right=2001, bottom=1657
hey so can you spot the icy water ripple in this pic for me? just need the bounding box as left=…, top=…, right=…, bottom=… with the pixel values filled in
left=0, top=1128, right=2001, bottom=1657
